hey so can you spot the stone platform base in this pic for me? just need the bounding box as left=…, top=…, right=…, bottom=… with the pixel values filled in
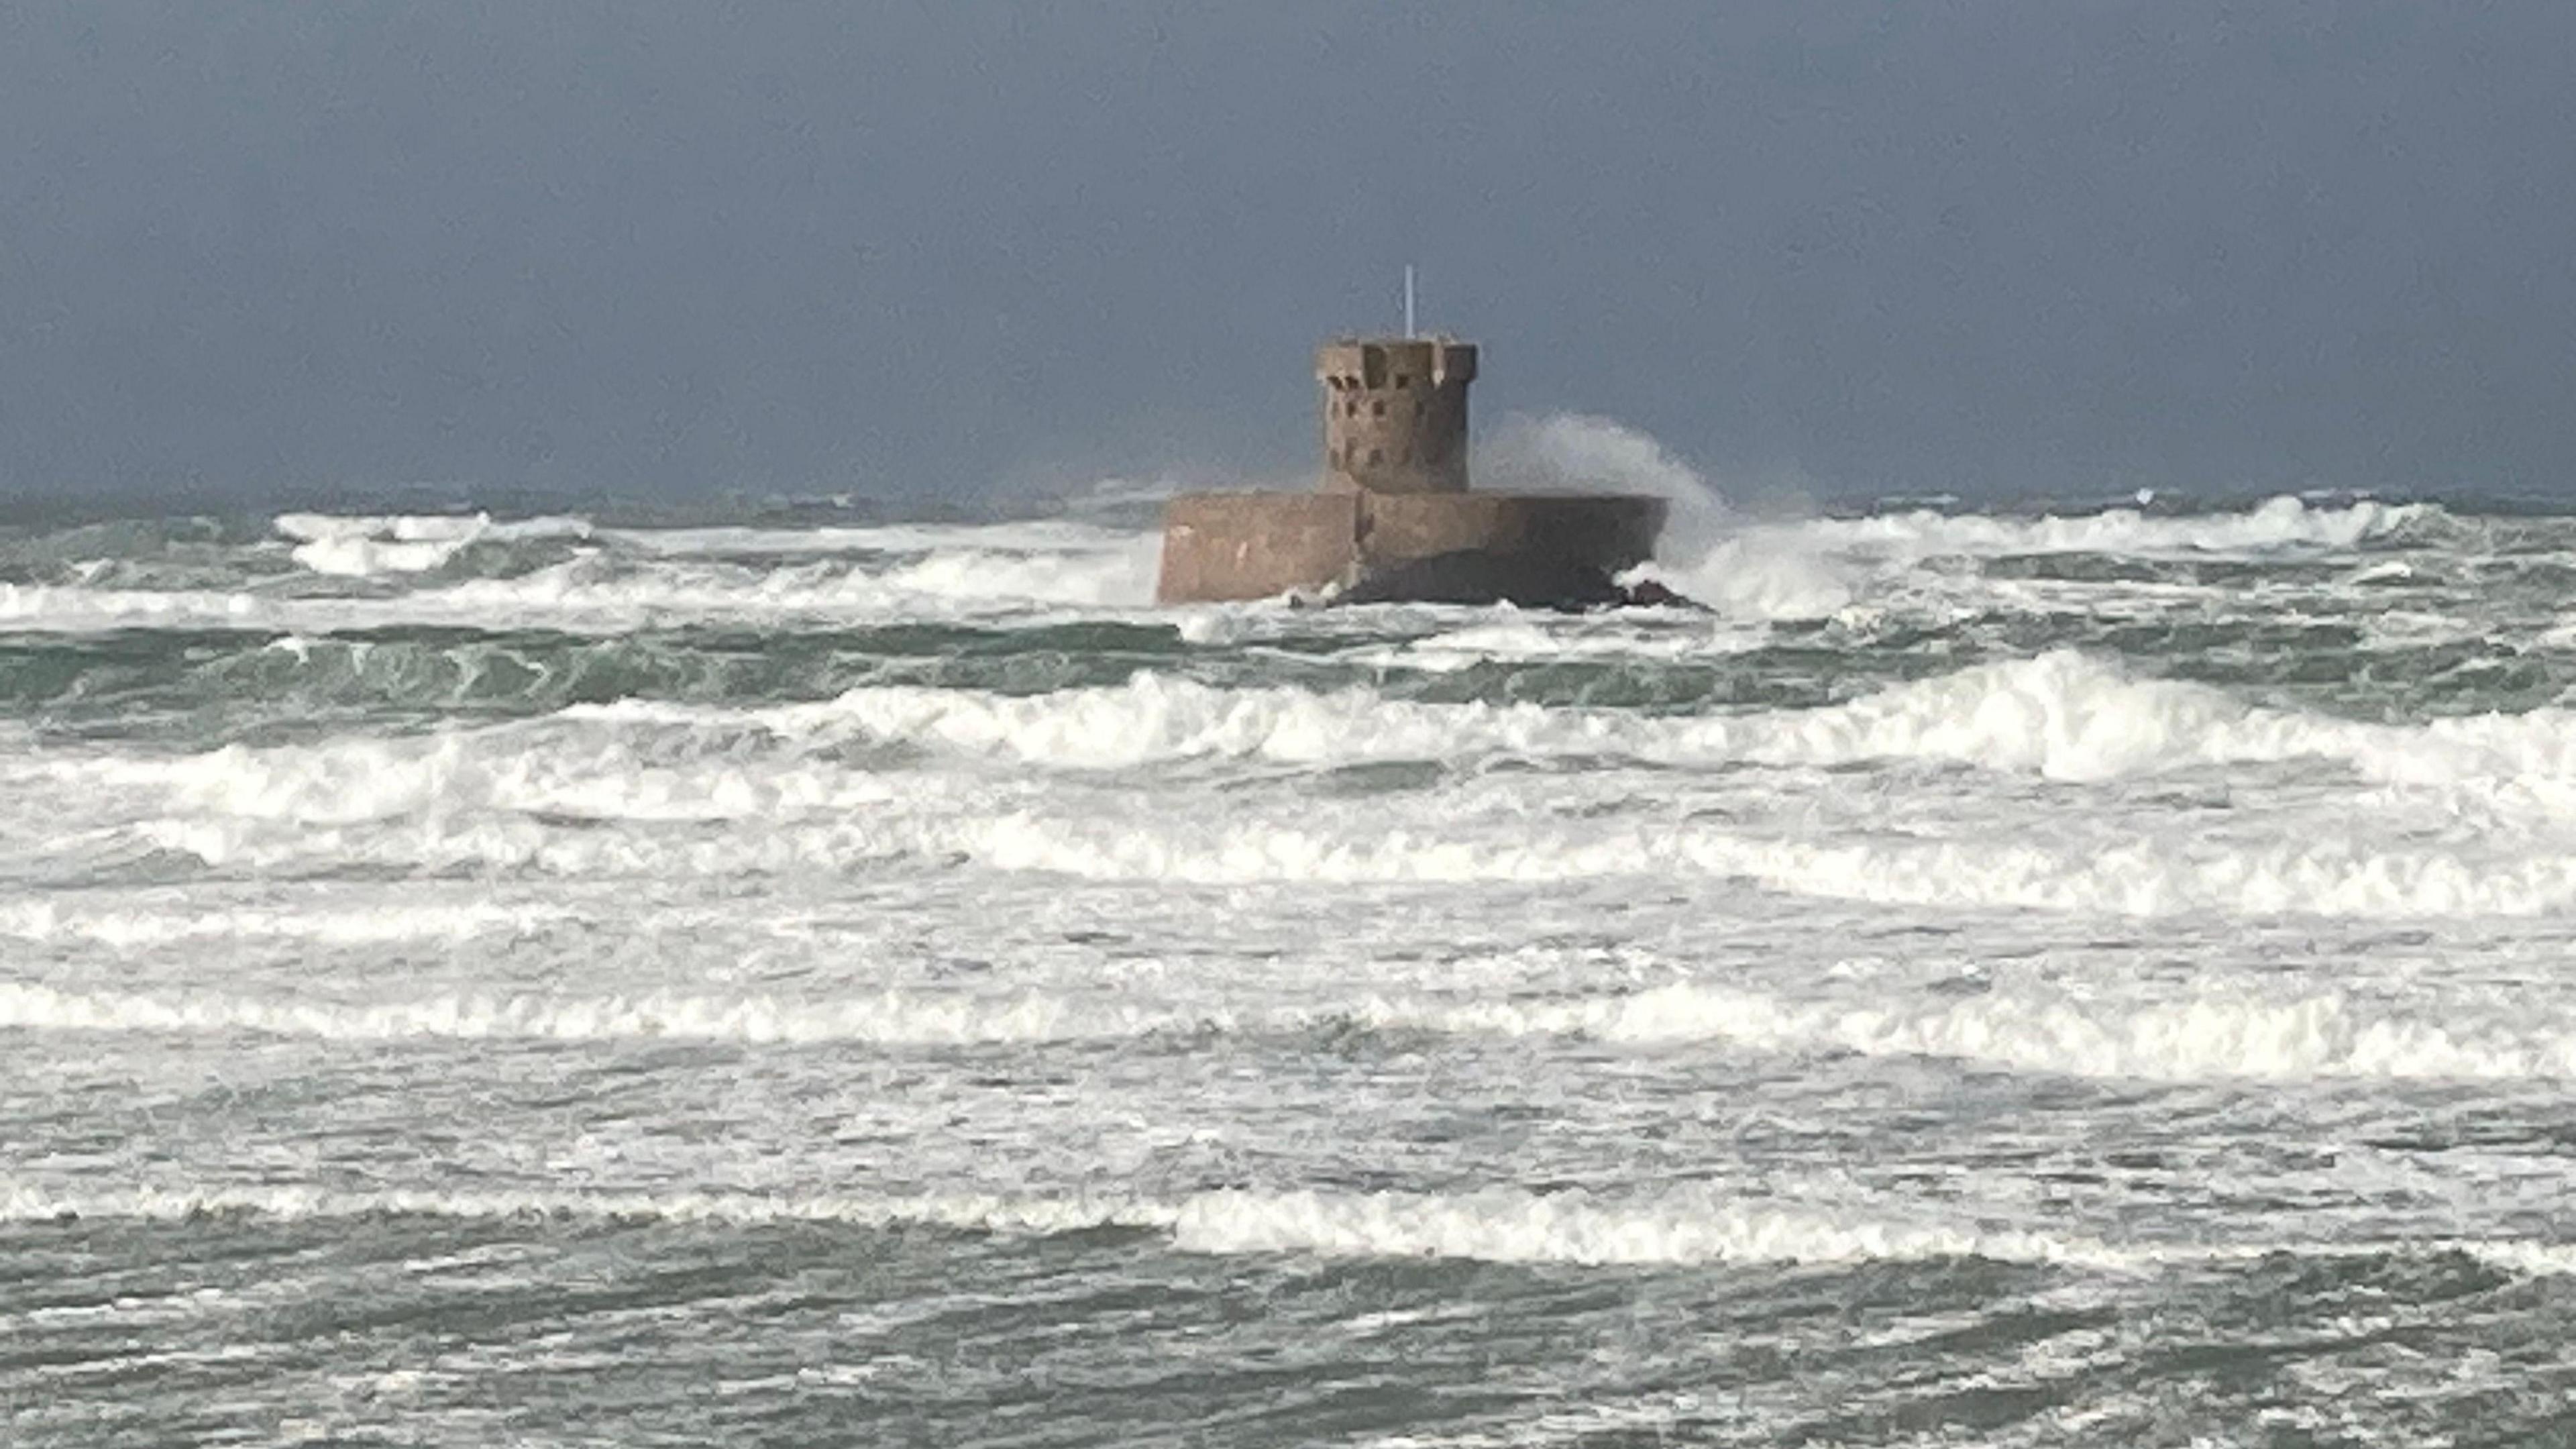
left=1156, top=491, right=1666, bottom=606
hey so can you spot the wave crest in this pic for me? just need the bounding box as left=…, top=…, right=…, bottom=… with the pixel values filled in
left=11, top=977, right=2573, bottom=1082
left=6, top=1180, right=2568, bottom=1277
left=579, top=651, right=2576, bottom=786
left=274, top=513, right=594, bottom=577
left=1784, top=495, right=2432, bottom=559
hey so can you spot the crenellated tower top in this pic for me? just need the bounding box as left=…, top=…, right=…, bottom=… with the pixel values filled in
left=1314, top=337, right=1478, bottom=495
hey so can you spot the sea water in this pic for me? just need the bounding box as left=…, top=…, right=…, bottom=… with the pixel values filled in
left=5, top=489, right=2574, bottom=1444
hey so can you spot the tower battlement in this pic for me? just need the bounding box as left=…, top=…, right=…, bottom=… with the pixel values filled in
left=1316, top=338, right=1477, bottom=494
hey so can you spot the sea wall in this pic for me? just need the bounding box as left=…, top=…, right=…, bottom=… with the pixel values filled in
left=1155, top=493, right=1362, bottom=603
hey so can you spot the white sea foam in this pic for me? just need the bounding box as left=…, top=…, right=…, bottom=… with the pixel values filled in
left=1643, top=533, right=1860, bottom=619
left=970, top=812, right=2576, bottom=918
left=392, top=542, right=1159, bottom=619
left=1356, top=618, right=1769, bottom=671
left=945, top=784, right=2576, bottom=918
left=598, top=520, right=1142, bottom=556
left=274, top=513, right=574, bottom=545
left=1616, top=493, right=2428, bottom=620
left=0, top=982, right=1193, bottom=1045
left=6, top=1179, right=2567, bottom=1278
left=0, top=582, right=268, bottom=628
left=91, top=792, right=2576, bottom=920
left=0, top=495, right=2450, bottom=635
left=58, top=725, right=952, bottom=826
left=278, top=509, right=1156, bottom=602
left=274, top=513, right=594, bottom=576
left=0, top=900, right=570, bottom=948
left=0, top=1182, right=1179, bottom=1238
left=0, top=526, right=1162, bottom=631
left=11, top=977, right=2567, bottom=1084
left=1385, top=983, right=2576, bottom=1083
left=1165, top=1187, right=2147, bottom=1269
left=25, top=648, right=2576, bottom=916
left=863, top=543, right=1159, bottom=608
left=577, top=651, right=2576, bottom=788
left=1778, top=495, right=2430, bottom=559
left=30, top=696, right=2576, bottom=920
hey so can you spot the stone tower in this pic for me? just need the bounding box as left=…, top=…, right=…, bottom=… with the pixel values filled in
left=1155, top=333, right=1664, bottom=606
left=1316, top=338, right=1478, bottom=494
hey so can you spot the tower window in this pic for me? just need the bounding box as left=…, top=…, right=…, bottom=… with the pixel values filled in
left=1368, top=448, right=1383, bottom=465
left=1372, top=400, right=1387, bottom=417
left=1394, top=376, right=1409, bottom=389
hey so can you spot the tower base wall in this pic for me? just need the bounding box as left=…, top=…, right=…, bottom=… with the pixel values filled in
left=1155, top=493, right=1361, bottom=604
left=1156, top=492, right=1666, bottom=606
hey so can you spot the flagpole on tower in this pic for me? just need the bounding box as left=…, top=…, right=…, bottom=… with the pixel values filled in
left=1403, top=264, right=1417, bottom=339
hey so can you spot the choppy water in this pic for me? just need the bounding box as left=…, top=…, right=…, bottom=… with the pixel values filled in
left=8, top=491, right=2576, bottom=1445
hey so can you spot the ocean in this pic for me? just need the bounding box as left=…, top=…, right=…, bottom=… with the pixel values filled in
left=5, top=488, right=2575, bottom=1445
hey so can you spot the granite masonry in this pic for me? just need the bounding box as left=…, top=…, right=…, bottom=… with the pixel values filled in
left=1156, top=337, right=1667, bottom=606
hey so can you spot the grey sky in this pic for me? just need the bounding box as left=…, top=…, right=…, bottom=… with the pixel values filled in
left=3, top=1, right=2571, bottom=504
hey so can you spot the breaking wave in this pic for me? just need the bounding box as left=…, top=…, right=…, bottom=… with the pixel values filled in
left=5, top=1180, right=2568, bottom=1278
left=0, top=899, right=571, bottom=947
left=0, top=517, right=1164, bottom=631
left=0, top=494, right=2463, bottom=636
left=573, top=650, right=2576, bottom=786
left=1389, top=982, right=2576, bottom=1082
left=91, top=802, right=2575, bottom=919
left=272, top=512, right=1148, bottom=577
left=1644, top=533, right=1859, bottom=619
left=11, top=978, right=2573, bottom=1083
left=968, top=815, right=2576, bottom=919
left=595, top=519, right=1146, bottom=557
left=274, top=513, right=594, bottom=577
left=1782, top=495, right=2432, bottom=559
left=52, top=727, right=949, bottom=826
left=25, top=647, right=2576, bottom=918
left=388, top=544, right=1159, bottom=619
left=1626, top=494, right=2437, bottom=620
left=19, top=486, right=2576, bottom=1433
left=0, top=982, right=1189, bottom=1046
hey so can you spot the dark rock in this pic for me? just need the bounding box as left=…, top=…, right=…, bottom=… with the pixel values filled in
left=1335, top=549, right=1679, bottom=610
left=1617, top=578, right=1699, bottom=610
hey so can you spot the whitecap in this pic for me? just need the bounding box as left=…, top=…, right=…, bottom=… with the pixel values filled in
left=7, top=1179, right=2569, bottom=1279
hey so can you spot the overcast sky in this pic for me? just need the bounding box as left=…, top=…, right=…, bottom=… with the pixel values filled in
left=3, top=1, right=2572, bottom=505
